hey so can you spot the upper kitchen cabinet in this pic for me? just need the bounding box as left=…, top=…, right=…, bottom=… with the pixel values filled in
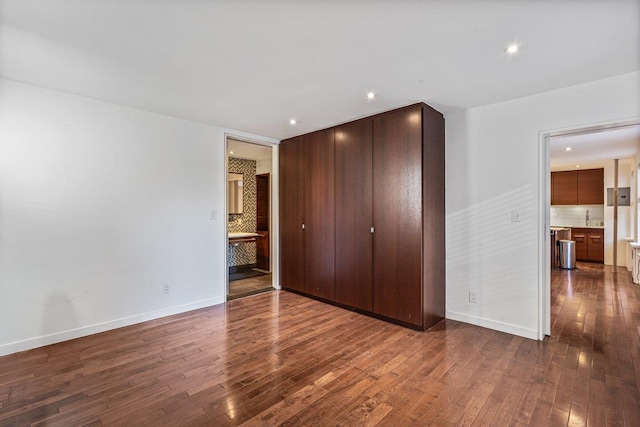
left=577, top=168, right=604, bottom=204
left=551, top=168, right=604, bottom=205
left=552, top=170, right=578, bottom=205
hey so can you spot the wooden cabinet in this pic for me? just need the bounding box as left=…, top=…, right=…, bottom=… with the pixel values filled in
left=587, top=229, right=604, bottom=263
left=279, top=103, right=445, bottom=331
left=573, top=229, right=588, bottom=261
left=372, top=106, right=424, bottom=325
left=303, top=129, right=335, bottom=300
left=334, top=118, right=373, bottom=311
left=551, top=168, right=603, bottom=205
left=279, top=137, right=305, bottom=292
left=552, top=171, right=578, bottom=205
left=577, top=168, right=604, bottom=204
left=256, top=231, right=269, bottom=271
left=571, top=227, right=604, bottom=263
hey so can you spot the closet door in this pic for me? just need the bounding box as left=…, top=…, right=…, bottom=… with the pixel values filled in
left=279, top=137, right=305, bottom=292
left=373, top=106, right=423, bottom=326
left=303, top=129, right=335, bottom=299
left=334, top=119, right=373, bottom=311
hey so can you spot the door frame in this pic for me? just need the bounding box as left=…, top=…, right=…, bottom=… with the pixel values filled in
left=537, top=116, right=640, bottom=340
left=224, top=134, right=280, bottom=299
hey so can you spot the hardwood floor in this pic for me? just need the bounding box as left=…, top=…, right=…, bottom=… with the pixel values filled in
left=1, top=262, right=639, bottom=425
left=228, top=274, right=273, bottom=300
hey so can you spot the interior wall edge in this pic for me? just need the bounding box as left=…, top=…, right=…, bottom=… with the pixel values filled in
left=445, top=310, right=539, bottom=341
left=0, top=296, right=224, bottom=357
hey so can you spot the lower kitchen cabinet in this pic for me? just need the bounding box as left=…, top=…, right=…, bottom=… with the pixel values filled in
left=571, top=228, right=604, bottom=263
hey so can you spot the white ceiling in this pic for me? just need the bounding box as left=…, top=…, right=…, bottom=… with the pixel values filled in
left=228, top=138, right=272, bottom=161
left=1, top=1, right=639, bottom=140
left=550, top=125, right=640, bottom=171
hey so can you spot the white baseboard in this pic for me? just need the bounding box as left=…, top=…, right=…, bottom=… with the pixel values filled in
left=446, top=310, right=539, bottom=340
left=0, top=297, right=225, bottom=357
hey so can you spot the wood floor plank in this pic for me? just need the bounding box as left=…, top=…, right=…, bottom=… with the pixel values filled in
left=0, top=262, right=639, bottom=425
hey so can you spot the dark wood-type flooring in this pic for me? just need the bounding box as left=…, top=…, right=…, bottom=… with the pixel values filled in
left=228, top=274, right=273, bottom=300
left=1, top=262, right=639, bottom=425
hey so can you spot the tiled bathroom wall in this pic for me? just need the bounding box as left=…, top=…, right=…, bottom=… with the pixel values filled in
left=228, top=157, right=256, bottom=267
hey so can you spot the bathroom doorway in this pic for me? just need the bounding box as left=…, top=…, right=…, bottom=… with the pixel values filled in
left=226, top=137, right=275, bottom=300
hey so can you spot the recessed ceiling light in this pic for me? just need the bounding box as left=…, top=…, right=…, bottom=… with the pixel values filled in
left=289, top=119, right=296, bottom=125
left=505, top=44, right=519, bottom=54
left=566, top=147, right=571, bottom=151
left=367, top=92, right=375, bottom=100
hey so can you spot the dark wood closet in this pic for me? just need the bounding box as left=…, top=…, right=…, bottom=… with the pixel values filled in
left=279, top=103, right=445, bottom=330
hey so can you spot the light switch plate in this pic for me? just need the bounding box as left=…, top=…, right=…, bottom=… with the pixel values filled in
left=511, top=210, right=520, bottom=222
left=469, top=291, right=478, bottom=304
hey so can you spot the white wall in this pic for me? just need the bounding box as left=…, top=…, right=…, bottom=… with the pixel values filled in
left=0, top=79, right=278, bottom=356
left=256, top=158, right=273, bottom=175
left=446, top=71, right=640, bottom=339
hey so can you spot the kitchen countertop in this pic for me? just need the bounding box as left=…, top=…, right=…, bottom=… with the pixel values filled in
left=551, top=225, right=604, bottom=229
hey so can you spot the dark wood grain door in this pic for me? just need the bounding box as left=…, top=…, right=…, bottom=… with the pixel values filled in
left=577, top=168, right=604, bottom=205
left=572, top=228, right=589, bottom=261
left=372, top=106, right=423, bottom=326
left=256, top=231, right=269, bottom=271
left=334, top=119, right=373, bottom=311
left=279, top=138, right=305, bottom=291
left=588, top=230, right=604, bottom=263
left=304, top=129, right=335, bottom=300
left=552, top=171, right=578, bottom=205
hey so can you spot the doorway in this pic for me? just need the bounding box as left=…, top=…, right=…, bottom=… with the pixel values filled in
left=226, top=137, right=275, bottom=300
left=540, top=120, right=640, bottom=338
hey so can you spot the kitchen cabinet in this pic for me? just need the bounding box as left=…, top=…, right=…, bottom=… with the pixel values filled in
left=334, top=118, right=373, bottom=311
left=551, top=168, right=604, bottom=205
left=279, top=137, right=305, bottom=292
left=577, top=168, right=604, bottom=204
left=552, top=171, right=578, bottom=205
left=279, top=103, right=445, bottom=331
left=571, top=227, right=604, bottom=263
left=303, top=129, right=335, bottom=300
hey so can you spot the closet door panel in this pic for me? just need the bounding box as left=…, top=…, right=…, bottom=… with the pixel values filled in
left=334, top=119, right=373, bottom=311
left=304, top=129, right=335, bottom=300
left=279, top=138, right=305, bottom=292
left=372, top=106, right=423, bottom=326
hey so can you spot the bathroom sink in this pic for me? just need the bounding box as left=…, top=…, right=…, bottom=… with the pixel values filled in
left=228, top=232, right=260, bottom=239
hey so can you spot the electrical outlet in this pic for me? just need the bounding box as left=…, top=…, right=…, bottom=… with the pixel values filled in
left=469, top=291, right=478, bottom=304
left=163, top=284, right=170, bottom=294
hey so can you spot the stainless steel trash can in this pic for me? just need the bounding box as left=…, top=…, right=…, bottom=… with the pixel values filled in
left=558, top=239, right=576, bottom=269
